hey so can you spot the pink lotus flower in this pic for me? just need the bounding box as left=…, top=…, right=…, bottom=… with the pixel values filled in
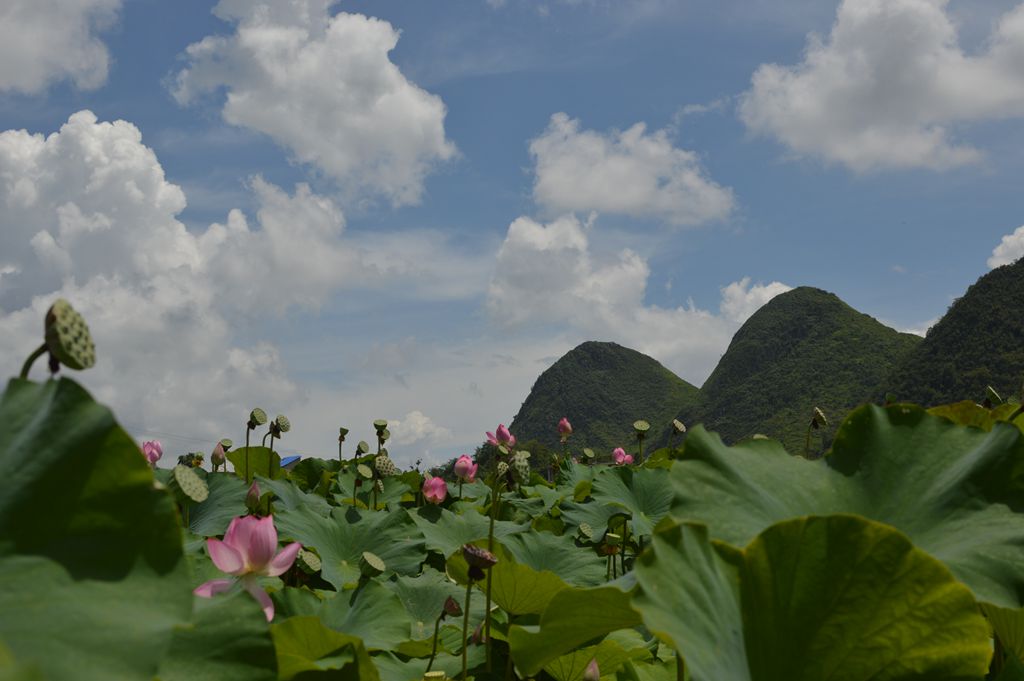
left=486, top=424, right=516, bottom=448
left=193, top=515, right=301, bottom=621
left=423, top=476, right=448, bottom=504
left=557, top=417, right=573, bottom=436
left=613, top=447, right=633, bottom=465
left=454, top=455, right=478, bottom=482
left=142, top=440, right=162, bottom=466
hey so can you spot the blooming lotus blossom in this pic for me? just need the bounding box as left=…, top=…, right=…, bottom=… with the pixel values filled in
left=423, top=476, right=448, bottom=504
left=142, top=440, right=162, bottom=466
left=454, top=455, right=478, bottom=482
left=613, top=447, right=633, bottom=465
left=193, top=515, right=301, bottom=621
left=486, top=424, right=516, bottom=448
left=557, top=417, right=572, bottom=436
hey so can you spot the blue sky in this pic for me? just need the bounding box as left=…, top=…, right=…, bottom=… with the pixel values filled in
left=2, top=0, right=1024, bottom=467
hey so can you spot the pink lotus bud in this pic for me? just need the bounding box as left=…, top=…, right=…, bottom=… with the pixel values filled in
left=557, top=417, right=572, bottom=436
left=211, top=442, right=225, bottom=466
left=495, top=424, right=515, bottom=447
left=142, top=440, right=162, bottom=466
left=454, top=455, right=478, bottom=482
left=246, top=481, right=261, bottom=508
left=422, top=476, right=448, bottom=504
left=613, top=447, right=633, bottom=465
left=584, top=658, right=600, bottom=681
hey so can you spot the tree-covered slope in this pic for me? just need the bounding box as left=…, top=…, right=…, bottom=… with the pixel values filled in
left=886, top=258, right=1024, bottom=405
left=508, top=341, right=703, bottom=455
left=668, top=287, right=921, bottom=454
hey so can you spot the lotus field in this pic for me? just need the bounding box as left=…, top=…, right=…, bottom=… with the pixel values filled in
left=6, top=300, right=1024, bottom=681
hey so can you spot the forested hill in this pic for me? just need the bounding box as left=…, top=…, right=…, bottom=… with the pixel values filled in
left=662, top=286, right=921, bottom=454
left=885, top=258, right=1024, bottom=406
left=508, top=341, right=703, bottom=454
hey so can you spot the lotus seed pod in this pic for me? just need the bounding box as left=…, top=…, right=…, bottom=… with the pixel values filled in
left=373, top=419, right=388, bottom=432
left=357, top=463, right=374, bottom=479
left=219, top=438, right=233, bottom=451
left=811, top=407, right=828, bottom=429
left=578, top=522, right=593, bottom=539
left=297, top=549, right=322, bottom=575
left=338, top=427, right=349, bottom=441
left=374, top=454, right=398, bottom=477
left=272, top=415, right=290, bottom=435
left=172, top=465, right=209, bottom=503
left=582, top=448, right=595, bottom=459
left=672, top=419, right=686, bottom=434
left=356, top=441, right=370, bottom=455
left=512, top=452, right=531, bottom=485
left=360, top=551, right=385, bottom=577
left=44, top=299, right=96, bottom=371
left=633, top=420, right=650, bottom=434
left=752, top=433, right=769, bottom=440
left=423, top=672, right=447, bottom=681
left=605, top=532, right=622, bottom=547
left=249, top=408, right=268, bottom=427
left=462, top=544, right=498, bottom=569
left=496, top=461, right=509, bottom=478
left=374, top=479, right=384, bottom=494
left=379, top=428, right=390, bottom=443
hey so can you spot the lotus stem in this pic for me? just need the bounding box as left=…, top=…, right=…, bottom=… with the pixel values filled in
left=19, top=343, right=47, bottom=380
left=676, top=651, right=686, bottom=681
left=621, top=520, right=628, bottom=575
left=462, top=581, right=473, bottom=681
left=485, top=479, right=501, bottom=671
left=244, top=429, right=251, bottom=482
left=425, top=613, right=443, bottom=673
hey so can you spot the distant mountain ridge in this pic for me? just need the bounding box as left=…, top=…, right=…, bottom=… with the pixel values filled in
left=508, top=341, right=702, bottom=455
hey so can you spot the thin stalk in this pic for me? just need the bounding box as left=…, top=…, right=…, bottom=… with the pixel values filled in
left=637, top=435, right=644, bottom=464
left=425, top=614, right=443, bottom=673
left=265, top=433, right=275, bottom=516
left=244, top=428, right=251, bottom=482
left=621, top=519, right=629, bottom=575
left=485, top=480, right=501, bottom=672
left=676, top=652, right=686, bottom=681
left=462, top=581, right=473, bottom=681
left=19, top=343, right=46, bottom=380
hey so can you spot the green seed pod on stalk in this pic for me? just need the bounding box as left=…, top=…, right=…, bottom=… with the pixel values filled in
left=360, top=551, right=385, bottom=578
left=297, top=549, right=321, bottom=575
left=20, top=299, right=97, bottom=378
left=374, top=454, right=398, bottom=477
left=248, top=408, right=268, bottom=429
left=170, top=464, right=209, bottom=503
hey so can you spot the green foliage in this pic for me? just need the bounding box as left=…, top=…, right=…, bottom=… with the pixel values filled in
left=887, top=258, right=1024, bottom=406
left=633, top=516, right=991, bottom=681
left=509, top=341, right=703, bottom=455
left=670, top=403, right=1024, bottom=609
left=672, top=286, right=920, bottom=454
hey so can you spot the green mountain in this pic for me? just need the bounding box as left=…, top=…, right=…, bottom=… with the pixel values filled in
left=508, top=341, right=702, bottom=456
left=885, top=258, right=1024, bottom=405
left=669, top=287, right=921, bottom=454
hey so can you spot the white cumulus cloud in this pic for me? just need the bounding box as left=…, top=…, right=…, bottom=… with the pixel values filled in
left=740, top=0, right=1024, bottom=171
left=988, top=225, right=1024, bottom=268
left=389, top=410, right=453, bottom=447
left=487, top=214, right=790, bottom=383
left=172, top=0, right=456, bottom=205
left=529, top=113, right=734, bottom=226
left=0, top=0, right=120, bottom=94
left=0, top=111, right=481, bottom=460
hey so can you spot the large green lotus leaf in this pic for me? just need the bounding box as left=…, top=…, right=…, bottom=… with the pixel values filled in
left=274, top=505, right=425, bottom=588
left=501, top=530, right=607, bottom=587
left=508, top=580, right=642, bottom=676
left=271, top=616, right=379, bottom=681
left=983, top=604, right=1024, bottom=665
left=157, top=591, right=277, bottom=681
left=271, top=587, right=325, bottom=620
left=0, top=378, right=191, bottom=680
left=927, top=401, right=1021, bottom=431
left=447, top=541, right=570, bottom=616
left=385, top=570, right=465, bottom=641
left=287, top=457, right=341, bottom=494
left=226, top=446, right=281, bottom=483
left=256, top=475, right=333, bottom=518
left=187, top=473, right=248, bottom=537
left=633, top=515, right=991, bottom=681
left=372, top=647, right=487, bottom=681
left=616, top=659, right=679, bottom=681
left=410, top=505, right=529, bottom=558
left=995, top=655, right=1024, bottom=681
left=331, top=471, right=409, bottom=510
left=318, top=581, right=414, bottom=651
left=559, top=466, right=673, bottom=547
left=544, top=635, right=651, bottom=681
left=671, top=404, right=1024, bottom=608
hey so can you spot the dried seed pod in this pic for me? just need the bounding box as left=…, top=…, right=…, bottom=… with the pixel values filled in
left=462, top=544, right=498, bottom=569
